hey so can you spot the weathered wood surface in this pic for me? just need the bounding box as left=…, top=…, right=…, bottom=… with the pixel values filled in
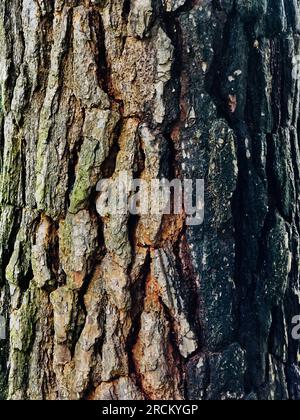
left=0, top=0, right=299, bottom=400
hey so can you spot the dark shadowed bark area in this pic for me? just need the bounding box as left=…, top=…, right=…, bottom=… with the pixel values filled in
left=0, top=0, right=299, bottom=400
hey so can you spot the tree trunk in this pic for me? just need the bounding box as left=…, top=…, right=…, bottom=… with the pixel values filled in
left=0, top=0, right=299, bottom=400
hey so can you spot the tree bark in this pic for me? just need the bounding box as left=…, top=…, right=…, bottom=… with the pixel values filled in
left=0, top=0, right=299, bottom=400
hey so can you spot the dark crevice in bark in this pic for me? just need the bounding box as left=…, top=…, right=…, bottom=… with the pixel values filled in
left=163, top=0, right=197, bottom=17
left=127, top=215, right=140, bottom=268
left=174, top=231, right=201, bottom=345
left=36, top=10, right=55, bottom=93
left=21, top=319, right=37, bottom=400
left=46, top=219, right=61, bottom=290
left=122, top=0, right=131, bottom=24
left=163, top=130, right=179, bottom=181
left=100, top=140, right=120, bottom=180
left=2, top=2, right=16, bottom=113
left=126, top=250, right=151, bottom=400
left=18, top=262, right=33, bottom=293
left=95, top=215, right=107, bottom=260
left=70, top=283, right=90, bottom=359
left=21, top=136, right=28, bottom=208
left=133, top=133, right=146, bottom=179
left=0, top=210, right=22, bottom=287
left=0, top=114, right=4, bottom=168
left=66, top=109, right=85, bottom=208
left=90, top=10, right=110, bottom=96
left=159, top=296, right=185, bottom=395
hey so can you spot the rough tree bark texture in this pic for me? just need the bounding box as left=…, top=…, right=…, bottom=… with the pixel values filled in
left=0, top=0, right=299, bottom=400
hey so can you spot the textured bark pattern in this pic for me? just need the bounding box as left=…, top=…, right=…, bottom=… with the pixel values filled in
left=0, top=0, right=299, bottom=400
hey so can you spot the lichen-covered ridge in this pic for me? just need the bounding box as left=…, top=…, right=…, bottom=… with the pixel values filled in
left=0, top=0, right=299, bottom=400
